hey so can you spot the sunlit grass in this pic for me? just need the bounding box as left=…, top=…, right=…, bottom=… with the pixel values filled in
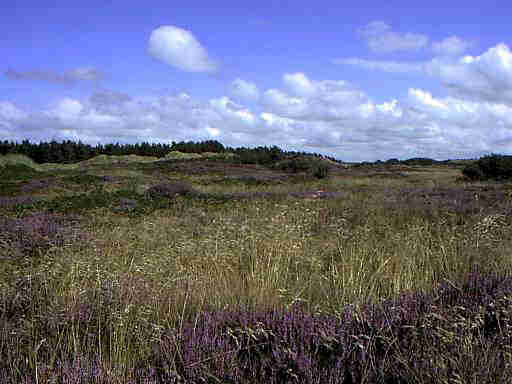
left=2, top=159, right=512, bottom=382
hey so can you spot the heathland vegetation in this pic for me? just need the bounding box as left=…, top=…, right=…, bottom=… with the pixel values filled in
left=1, top=139, right=512, bottom=383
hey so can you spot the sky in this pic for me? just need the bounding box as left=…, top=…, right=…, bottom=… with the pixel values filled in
left=1, top=0, right=512, bottom=162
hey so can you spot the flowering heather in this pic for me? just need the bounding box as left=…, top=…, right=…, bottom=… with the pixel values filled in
left=19, top=178, right=56, bottom=194
left=2, top=272, right=511, bottom=383
left=0, top=211, right=86, bottom=259
left=137, top=273, right=512, bottom=383
left=0, top=195, right=42, bottom=209
left=1, top=155, right=512, bottom=383
left=382, top=185, right=512, bottom=216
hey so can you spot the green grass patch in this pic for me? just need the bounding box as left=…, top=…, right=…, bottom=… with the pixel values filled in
left=0, top=164, right=40, bottom=181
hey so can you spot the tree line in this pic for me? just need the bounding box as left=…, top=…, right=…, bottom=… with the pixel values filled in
left=0, top=139, right=342, bottom=165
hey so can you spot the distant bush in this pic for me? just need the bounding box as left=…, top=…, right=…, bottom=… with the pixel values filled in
left=461, top=164, right=485, bottom=181
left=273, top=157, right=330, bottom=179
left=275, top=158, right=313, bottom=172
left=462, top=154, right=512, bottom=181
left=402, top=157, right=436, bottom=166
left=312, top=163, right=329, bottom=179
left=146, top=182, right=197, bottom=199
left=385, top=158, right=401, bottom=165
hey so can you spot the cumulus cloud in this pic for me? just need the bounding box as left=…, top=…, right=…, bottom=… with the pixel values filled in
left=4, top=67, right=104, bottom=84
left=257, top=71, right=512, bottom=159
left=0, top=101, right=27, bottom=121
left=425, top=43, right=512, bottom=104
left=45, top=98, right=84, bottom=120
left=209, top=96, right=257, bottom=126
left=262, top=73, right=368, bottom=121
left=335, top=43, right=512, bottom=106
left=0, top=101, right=28, bottom=137
left=147, top=25, right=218, bottom=73
left=230, top=78, right=260, bottom=101
left=408, top=89, right=448, bottom=110
left=283, top=72, right=317, bottom=96
left=431, top=36, right=472, bottom=56
left=332, top=58, right=424, bottom=73
left=357, top=21, right=429, bottom=53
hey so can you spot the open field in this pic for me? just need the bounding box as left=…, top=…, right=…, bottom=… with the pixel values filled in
left=1, top=154, right=512, bottom=383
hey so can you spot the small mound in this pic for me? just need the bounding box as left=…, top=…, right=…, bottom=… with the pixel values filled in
left=164, top=151, right=203, bottom=160
left=79, top=154, right=158, bottom=166
left=38, top=162, right=79, bottom=171
left=202, top=152, right=237, bottom=160
left=0, top=163, right=40, bottom=180
left=0, top=154, right=42, bottom=171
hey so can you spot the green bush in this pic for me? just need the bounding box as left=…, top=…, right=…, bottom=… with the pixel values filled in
left=461, top=164, right=485, bottom=181
left=275, top=158, right=313, bottom=172
left=462, top=154, right=512, bottom=181
left=312, top=163, right=329, bottom=179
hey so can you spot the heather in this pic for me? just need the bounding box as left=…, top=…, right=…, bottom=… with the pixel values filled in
left=1, top=144, right=512, bottom=383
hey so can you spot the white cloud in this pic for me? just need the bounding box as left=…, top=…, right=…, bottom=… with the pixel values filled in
left=375, top=100, right=403, bottom=118
left=357, top=21, right=429, bottom=53
left=0, top=101, right=28, bottom=135
left=332, top=58, right=424, bottom=73
left=82, top=110, right=123, bottom=127
left=408, top=89, right=448, bottom=110
left=336, top=43, right=512, bottom=106
left=0, top=101, right=27, bottom=121
left=425, top=43, right=512, bottom=104
left=46, top=98, right=84, bottom=120
left=263, top=73, right=369, bottom=121
left=432, top=36, right=471, bottom=56
left=4, top=66, right=512, bottom=162
left=147, top=25, right=218, bottom=73
left=262, top=88, right=307, bottom=117
left=205, top=125, right=220, bottom=137
left=283, top=72, right=317, bottom=96
left=209, top=96, right=257, bottom=126
left=260, top=112, right=295, bottom=132
left=230, top=78, right=260, bottom=101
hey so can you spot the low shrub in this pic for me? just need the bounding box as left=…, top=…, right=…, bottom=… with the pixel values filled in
left=275, top=158, right=330, bottom=179
left=462, top=164, right=485, bottom=181
left=312, top=163, right=329, bottom=179
left=462, top=154, right=512, bottom=181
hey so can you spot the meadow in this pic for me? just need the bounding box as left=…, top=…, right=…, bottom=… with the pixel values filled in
left=1, top=152, right=512, bottom=383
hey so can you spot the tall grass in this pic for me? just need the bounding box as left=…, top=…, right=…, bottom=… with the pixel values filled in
left=1, top=161, right=512, bottom=382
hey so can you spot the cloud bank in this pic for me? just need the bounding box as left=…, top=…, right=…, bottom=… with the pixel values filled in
left=3, top=63, right=512, bottom=161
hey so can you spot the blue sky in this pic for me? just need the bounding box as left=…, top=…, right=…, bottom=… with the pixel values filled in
left=1, top=0, right=512, bottom=161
